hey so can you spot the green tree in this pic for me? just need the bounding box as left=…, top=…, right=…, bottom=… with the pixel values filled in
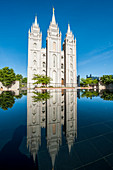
left=80, top=78, right=98, bottom=87
left=100, top=75, right=113, bottom=85
left=32, top=74, right=52, bottom=87
left=0, top=67, right=16, bottom=87
left=16, top=74, right=23, bottom=81
left=22, top=77, right=27, bottom=83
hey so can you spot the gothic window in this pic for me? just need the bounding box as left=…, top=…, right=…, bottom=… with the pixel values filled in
left=61, top=64, right=63, bottom=69
left=33, top=43, right=37, bottom=49
left=53, top=71, right=56, bottom=83
left=42, top=107, right=45, bottom=112
left=52, top=124, right=56, bottom=135
left=61, top=71, right=64, bottom=75
left=61, top=56, right=63, bottom=59
left=53, top=107, right=56, bottom=121
left=43, top=62, right=46, bottom=68
left=34, top=52, right=37, bottom=60
left=32, top=126, right=36, bottom=133
left=70, top=48, right=72, bottom=54
left=53, top=42, right=56, bottom=51
left=53, top=55, right=56, bottom=67
left=43, top=54, right=46, bottom=57
left=71, top=71, right=73, bottom=77
left=70, top=56, right=73, bottom=62
left=33, top=60, right=37, bottom=66
left=70, top=63, right=73, bottom=69
left=61, top=106, right=64, bottom=111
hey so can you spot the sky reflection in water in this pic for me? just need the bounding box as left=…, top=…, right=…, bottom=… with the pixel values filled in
left=0, top=89, right=113, bottom=169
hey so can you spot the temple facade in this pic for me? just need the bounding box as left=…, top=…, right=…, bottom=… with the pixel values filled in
left=27, top=9, right=77, bottom=88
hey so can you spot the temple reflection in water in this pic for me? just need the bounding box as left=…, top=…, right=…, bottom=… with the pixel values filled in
left=27, top=89, right=77, bottom=168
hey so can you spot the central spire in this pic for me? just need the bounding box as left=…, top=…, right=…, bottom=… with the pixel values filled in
left=68, top=23, right=70, bottom=33
left=52, top=7, right=56, bottom=24
left=35, top=15, right=37, bottom=25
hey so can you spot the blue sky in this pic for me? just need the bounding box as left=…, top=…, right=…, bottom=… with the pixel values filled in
left=0, top=0, right=113, bottom=78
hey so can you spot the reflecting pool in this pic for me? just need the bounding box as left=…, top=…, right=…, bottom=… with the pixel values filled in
left=0, top=89, right=113, bottom=169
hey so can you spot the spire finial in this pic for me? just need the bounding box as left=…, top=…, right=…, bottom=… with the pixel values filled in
left=53, top=7, right=55, bottom=15
left=52, top=7, right=56, bottom=24
left=68, top=23, right=70, bottom=33
left=35, top=15, right=37, bottom=25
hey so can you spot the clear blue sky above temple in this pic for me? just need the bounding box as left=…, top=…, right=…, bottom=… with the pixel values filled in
left=0, top=0, right=113, bottom=78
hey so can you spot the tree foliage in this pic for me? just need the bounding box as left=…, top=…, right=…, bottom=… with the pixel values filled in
left=32, top=74, right=52, bottom=86
left=100, top=90, right=113, bottom=101
left=22, top=77, right=27, bottom=84
left=0, top=67, right=16, bottom=87
left=80, top=78, right=98, bottom=87
left=16, top=74, right=23, bottom=81
left=32, top=91, right=51, bottom=102
left=0, top=91, right=15, bottom=110
left=100, top=75, right=113, bottom=85
left=81, top=90, right=99, bottom=99
left=0, top=90, right=26, bottom=110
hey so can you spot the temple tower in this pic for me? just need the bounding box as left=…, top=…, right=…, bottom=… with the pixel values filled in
left=63, top=24, right=77, bottom=87
left=27, top=16, right=42, bottom=89
left=46, top=8, right=62, bottom=87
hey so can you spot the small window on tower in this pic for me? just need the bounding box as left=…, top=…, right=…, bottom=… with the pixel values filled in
left=53, top=55, right=56, bottom=67
left=43, top=62, right=46, bottom=68
left=61, top=64, right=63, bottom=69
left=53, top=42, right=56, bottom=51
left=33, top=43, right=37, bottom=49
left=70, top=48, right=72, bottom=54
left=70, top=56, right=73, bottom=62
left=33, top=60, right=37, bottom=66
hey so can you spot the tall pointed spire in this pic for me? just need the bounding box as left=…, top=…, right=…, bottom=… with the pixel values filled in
left=52, top=7, right=56, bottom=24
left=68, top=23, right=70, bottom=33
left=35, top=15, right=37, bottom=25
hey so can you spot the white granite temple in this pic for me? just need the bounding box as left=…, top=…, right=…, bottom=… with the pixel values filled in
left=27, top=9, right=77, bottom=88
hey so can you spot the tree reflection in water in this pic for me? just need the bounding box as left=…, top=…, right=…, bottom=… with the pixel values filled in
left=0, top=91, right=27, bottom=110
left=100, top=90, right=113, bottom=101
left=80, top=90, right=99, bottom=99
left=32, top=90, right=51, bottom=102
left=80, top=89, right=113, bottom=101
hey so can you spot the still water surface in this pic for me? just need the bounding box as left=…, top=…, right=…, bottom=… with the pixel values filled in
left=0, top=89, right=113, bottom=169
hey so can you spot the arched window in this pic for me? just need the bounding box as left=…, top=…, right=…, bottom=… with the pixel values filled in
left=33, top=43, right=37, bottom=49
left=61, top=64, right=63, bottom=69
left=52, top=107, right=56, bottom=121
left=33, top=60, right=37, bottom=66
left=70, top=56, right=73, bottom=62
left=34, top=52, right=37, bottom=59
left=53, top=71, right=56, bottom=83
left=53, top=55, right=56, bottom=67
left=43, top=62, right=46, bottom=68
left=53, top=42, right=56, bottom=51
left=71, top=71, right=73, bottom=77
left=70, top=63, right=73, bottom=69
left=70, top=48, right=72, bottom=54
